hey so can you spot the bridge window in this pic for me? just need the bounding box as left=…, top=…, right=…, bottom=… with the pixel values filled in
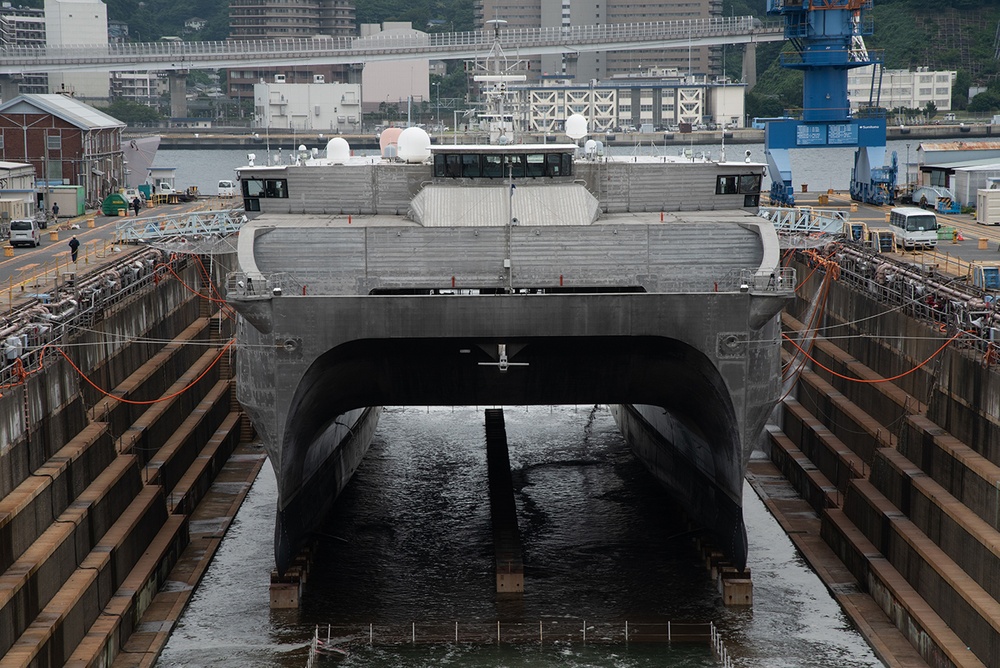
left=526, top=153, right=546, bottom=177
left=242, top=178, right=288, bottom=199
left=482, top=155, right=504, bottom=178
left=504, top=154, right=525, bottom=178
left=716, top=173, right=762, bottom=196
left=433, top=152, right=572, bottom=180
left=462, top=154, right=480, bottom=178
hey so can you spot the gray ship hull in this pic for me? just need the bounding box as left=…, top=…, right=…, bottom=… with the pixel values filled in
left=611, top=403, right=747, bottom=568
left=273, top=406, right=381, bottom=574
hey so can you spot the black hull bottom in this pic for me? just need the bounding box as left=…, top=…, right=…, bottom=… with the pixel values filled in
left=274, top=406, right=381, bottom=574
left=611, top=403, right=748, bottom=570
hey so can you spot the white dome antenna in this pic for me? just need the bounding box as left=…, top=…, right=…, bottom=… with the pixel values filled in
left=565, top=114, right=588, bottom=140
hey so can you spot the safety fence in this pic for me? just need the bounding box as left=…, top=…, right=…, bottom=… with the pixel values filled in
left=306, top=620, right=736, bottom=666
left=2, top=238, right=118, bottom=310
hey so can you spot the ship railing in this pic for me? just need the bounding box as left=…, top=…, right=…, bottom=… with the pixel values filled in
left=738, top=267, right=796, bottom=293
left=226, top=271, right=302, bottom=298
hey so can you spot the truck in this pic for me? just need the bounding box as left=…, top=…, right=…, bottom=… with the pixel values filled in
left=153, top=182, right=199, bottom=203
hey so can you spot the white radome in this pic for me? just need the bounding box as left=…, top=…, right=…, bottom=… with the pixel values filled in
left=326, top=137, right=351, bottom=164
left=565, top=114, right=588, bottom=140
left=397, top=127, right=432, bottom=163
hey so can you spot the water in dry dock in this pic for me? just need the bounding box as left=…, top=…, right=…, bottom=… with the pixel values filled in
left=156, top=405, right=883, bottom=668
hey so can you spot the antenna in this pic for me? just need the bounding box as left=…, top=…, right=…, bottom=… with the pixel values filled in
left=472, top=17, right=527, bottom=144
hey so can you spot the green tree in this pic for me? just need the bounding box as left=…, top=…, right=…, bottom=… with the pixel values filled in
left=745, top=91, right=785, bottom=119
left=924, top=101, right=938, bottom=119
left=968, top=91, right=1000, bottom=113
left=98, top=99, right=163, bottom=124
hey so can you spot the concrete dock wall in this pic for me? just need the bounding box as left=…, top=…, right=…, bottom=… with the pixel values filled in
left=0, top=255, right=246, bottom=665
left=777, top=257, right=1000, bottom=666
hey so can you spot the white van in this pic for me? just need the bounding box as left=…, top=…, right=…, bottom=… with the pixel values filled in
left=888, top=206, right=938, bottom=251
left=9, top=218, right=40, bottom=248
left=217, top=179, right=237, bottom=198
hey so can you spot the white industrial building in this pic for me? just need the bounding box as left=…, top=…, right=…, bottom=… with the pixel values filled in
left=44, top=0, right=108, bottom=101
left=847, top=67, right=954, bottom=113
left=253, top=81, right=363, bottom=133
left=512, top=72, right=746, bottom=134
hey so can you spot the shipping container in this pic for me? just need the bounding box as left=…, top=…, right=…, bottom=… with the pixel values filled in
left=48, top=185, right=85, bottom=217
left=977, top=188, right=1000, bottom=225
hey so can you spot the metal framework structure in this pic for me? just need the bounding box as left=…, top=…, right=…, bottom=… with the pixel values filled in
left=763, top=0, right=895, bottom=207
left=114, top=208, right=247, bottom=244
left=759, top=204, right=850, bottom=241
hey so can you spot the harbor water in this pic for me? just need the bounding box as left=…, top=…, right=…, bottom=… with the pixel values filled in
left=155, top=406, right=882, bottom=668
left=152, top=144, right=900, bottom=666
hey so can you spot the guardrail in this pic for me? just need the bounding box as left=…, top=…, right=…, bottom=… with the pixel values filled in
left=304, top=619, right=713, bottom=647
left=2, top=238, right=117, bottom=310
left=0, top=17, right=785, bottom=73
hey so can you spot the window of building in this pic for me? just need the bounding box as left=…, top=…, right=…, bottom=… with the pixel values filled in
left=46, top=135, right=60, bottom=150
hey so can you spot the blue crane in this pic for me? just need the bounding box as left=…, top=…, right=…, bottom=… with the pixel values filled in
left=764, top=0, right=896, bottom=207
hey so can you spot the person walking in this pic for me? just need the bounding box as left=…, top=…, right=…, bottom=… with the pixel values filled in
left=68, top=235, right=80, bottom=263
left=52, top=202, right=59, bottom=218
left=132, top=197, right=142, bottom=216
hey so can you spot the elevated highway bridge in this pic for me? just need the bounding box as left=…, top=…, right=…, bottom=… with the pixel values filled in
left=0, top=16, right=783, bottom=115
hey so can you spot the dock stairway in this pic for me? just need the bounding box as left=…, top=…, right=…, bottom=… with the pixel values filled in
left=0, top=295, right=249, bottom=666
left=762, top=307, right=1000, bottom=666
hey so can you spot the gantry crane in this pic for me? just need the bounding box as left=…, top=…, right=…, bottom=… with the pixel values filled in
left=764, top=0, right=896, bottom=207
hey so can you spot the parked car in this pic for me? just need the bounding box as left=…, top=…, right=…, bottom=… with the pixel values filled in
left=9, top=218, right=40, bottom=247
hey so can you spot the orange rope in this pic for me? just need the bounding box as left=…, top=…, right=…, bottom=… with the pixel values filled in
left=55, top=339, right=235, bottom=405
left=781, top=329, right=962, bottom=384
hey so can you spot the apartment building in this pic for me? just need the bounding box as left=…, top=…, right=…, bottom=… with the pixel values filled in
left=474, top=0, right=721, bottom=82
left=228, top=0, right=357, bottom=100
left=0, top=3, right=47, bottom=96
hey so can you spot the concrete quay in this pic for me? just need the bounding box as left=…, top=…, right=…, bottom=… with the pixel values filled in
left=139, top=122, right=1000, bottom=151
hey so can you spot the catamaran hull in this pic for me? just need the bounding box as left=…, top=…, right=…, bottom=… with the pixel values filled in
left=610, top=402, right=748, bottom=570
left=273, top=406, right=381, bottom=574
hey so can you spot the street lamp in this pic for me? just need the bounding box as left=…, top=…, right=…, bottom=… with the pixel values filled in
left=433, top=82, right=440, bottom=132
left=905, top=143, right=911, bottom=190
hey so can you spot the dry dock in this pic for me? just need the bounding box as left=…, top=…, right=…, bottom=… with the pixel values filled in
left=5, top=190, right=1000, bottom=667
